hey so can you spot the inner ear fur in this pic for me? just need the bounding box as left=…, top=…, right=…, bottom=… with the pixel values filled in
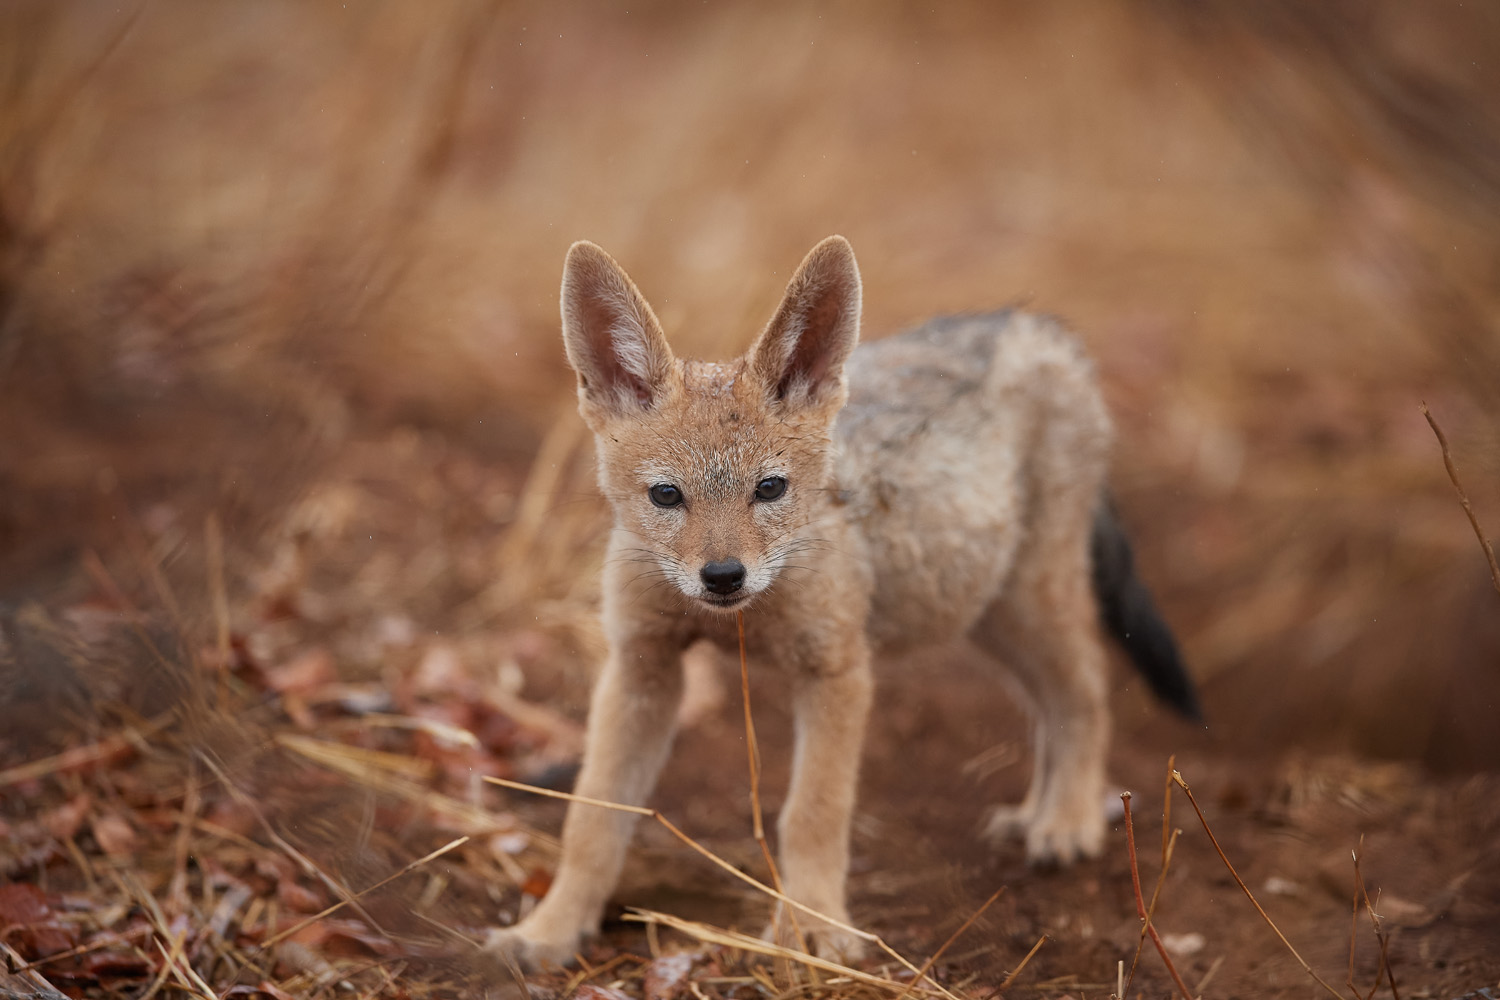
left=560, top=241, right=675, bottom=416
left=749, top=235, right=862, bottom=409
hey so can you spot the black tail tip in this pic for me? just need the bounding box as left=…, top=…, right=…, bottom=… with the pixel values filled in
left=1091, top=497, right=1204, bottom=723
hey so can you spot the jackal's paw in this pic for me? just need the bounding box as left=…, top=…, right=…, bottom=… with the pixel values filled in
left=980, top=802, right=1103, bottom=865
left=483, top=924, right=582, bottom=972
left=1021, top=810, right=1105, bottom=867
left=762, top=909, right=868, bottom=965
left=979, top=803, right=1033, bottom=848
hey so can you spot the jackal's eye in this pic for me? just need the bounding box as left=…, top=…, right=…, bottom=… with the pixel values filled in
left=648, top=483, right=684, bottom=508
left=754, top=476, right=787, bottom=502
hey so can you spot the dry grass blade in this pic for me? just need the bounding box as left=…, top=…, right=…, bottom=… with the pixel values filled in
left=0, top=712, right=174, bottom=787
left=276, top=733, right=519, bottom=837
left=260, top=835, right=469, bottom=948
left=623, top=910, right=943, bottom=998
left=276, top=732, right=438, bottom=782
left=998, top=933, right=1048, bottom=992
left=482, top=774, right=955, bottom=998
left=1125, top=757, right=1183, bottom=998
left=896, top=885, right=1005, bottom=1000
left=1195, top=955, right=1226, bottom=996
left=1353, top=845, right=1401, bottom=1000
left=7, top=926, right=153, bottom=973
left=138, top=929, right=187, bottom=1000
left=1, top=940, right=71, bottom=1000
left=1121, top=792, right=1196, bottom=1000
left=1420, top=402, right=1500, bottom=597
left=1171, top=770, right=1350, bottom=1000
left=484, top=774, right=653, bottom=816
left=195, top=750, right=392, bottom=939
left=154, top=936, right=216, bottom=1000
left=205, top=511, right=231, bottom=702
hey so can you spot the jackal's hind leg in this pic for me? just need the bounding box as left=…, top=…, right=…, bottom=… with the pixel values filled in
left=970, top=478, right=1112, bottom=866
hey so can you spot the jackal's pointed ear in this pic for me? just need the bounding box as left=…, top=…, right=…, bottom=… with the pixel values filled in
left=560, top=241, right=676, bottom=419
left=749, top=235, right=861, bottom=410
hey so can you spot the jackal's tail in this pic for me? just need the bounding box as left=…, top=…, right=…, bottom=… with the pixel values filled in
left=1090, top=496, right=1203, bottom=721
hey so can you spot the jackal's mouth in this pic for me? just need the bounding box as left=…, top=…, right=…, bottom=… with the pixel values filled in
left=696, top=591, right=752, bottom=612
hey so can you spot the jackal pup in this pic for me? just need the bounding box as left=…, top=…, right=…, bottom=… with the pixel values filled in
left=487, top=236, right=1199, bottom=968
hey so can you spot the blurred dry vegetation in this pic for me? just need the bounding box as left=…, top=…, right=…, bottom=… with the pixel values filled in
left=1, top=0, right=1499, bottom=996
left=4, top=0, right=1496, bottom=763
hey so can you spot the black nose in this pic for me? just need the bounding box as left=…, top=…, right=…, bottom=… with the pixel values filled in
left=700, top=559, right=746, bottom=595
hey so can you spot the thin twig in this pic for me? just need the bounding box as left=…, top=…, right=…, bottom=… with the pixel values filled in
left=484, top=775, right=956, bottom=999
left=1195, top=955, right=1226, bottom=996
left=624, top=910, right=946, bottom=998
left=1172, top=770, right=1349, bottom=1000
left=195, top=750, right=391, bottom=940
left=997, top=933, right=1047, bottom=992
left=261, top=837, right=469, bottom=948
left=0, top=713, right=174, bottom=787
left=1354, top=845, right=1400, bottom=1000
left=1125, top=757, right=1183, bottom=998
left=1121, top=792, right=1197, bottom=1000
left=205, top=512, right=232, bottom=706
left=5, top=926, right=152, bottom=973
left=1421, top=402, right=1500, bottom=597
left=895, top=886, right=1005, bottom=1000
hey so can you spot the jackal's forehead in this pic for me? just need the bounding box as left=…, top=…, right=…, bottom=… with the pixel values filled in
left=681, top=358, right=743, bottom=396
left=636, top=436, right=783, bottom=501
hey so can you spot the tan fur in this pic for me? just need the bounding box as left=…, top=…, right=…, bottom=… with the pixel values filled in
left=487, top=237, right=1117, bottom=969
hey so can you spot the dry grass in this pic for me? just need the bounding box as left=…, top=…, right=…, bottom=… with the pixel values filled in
left=5, top=0, right=1498, bottom=767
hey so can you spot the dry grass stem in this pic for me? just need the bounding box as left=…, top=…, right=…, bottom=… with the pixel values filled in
left=276, top=733, right=520, bottom=838
left=168, top=763, right=201, bottom=915
left=1121, top=791, right=1196, bottom=1000
left=154, top=936, right=216, bottom=1000
left=0, top=713, right=174, bottom=787
left=1125, top=757, right=1183, bottom=997
left=1352, top=844, right=1400, bottom=1000
left=567, top=951, right=644, bottom=995
left=482, top=775, right=953, bottom=996
left=896, top=885, right=1005, bottom=1000
left=1196, top=955, right=1226, bottom=995
left=1420, top=402, right=1500, bottom=597
left=260, top=835, right=469, bottom=948
left=2, top=940, right=69, bottom=1000
left=997, top=933, right=1048, bottom=993
left=195, top=750, right=391, bottom=939
left=7, top=925, right=153, bottom=973
left=623, top=910, right=946, bottom=998
left=1171, top=769, right=1348, bottom=1000
left=205, top=511, right=231, bottom=701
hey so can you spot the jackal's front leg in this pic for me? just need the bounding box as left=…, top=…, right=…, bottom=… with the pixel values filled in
left=769, top=642, right=874, bottom=963
left=486, top=639, right=683, bottom=970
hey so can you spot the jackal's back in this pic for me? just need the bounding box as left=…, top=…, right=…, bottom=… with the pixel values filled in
left=834, top=312, right=1112, bottom=649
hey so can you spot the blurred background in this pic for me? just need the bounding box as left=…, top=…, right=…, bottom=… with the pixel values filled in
left=2, top=0, right=1498, bottom=770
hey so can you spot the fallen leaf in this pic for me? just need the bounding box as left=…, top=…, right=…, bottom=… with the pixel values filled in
left=521, top=867, right=553, bottom=900
left=41, top=794, right=92, bottom=841
left=276, top=878, right=322, bottom=913
left=575, top=985, right=633, bottom=1000
left=643, top=952, right=697, bottom=1000
left=265, top=647, right=336, bottom=695
left=91, top=811, right=139, bottom=858
left=0, top=882, right=50, bottom=924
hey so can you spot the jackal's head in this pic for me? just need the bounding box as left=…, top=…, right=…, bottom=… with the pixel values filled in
left=560, top=236, right=861, bottom=613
